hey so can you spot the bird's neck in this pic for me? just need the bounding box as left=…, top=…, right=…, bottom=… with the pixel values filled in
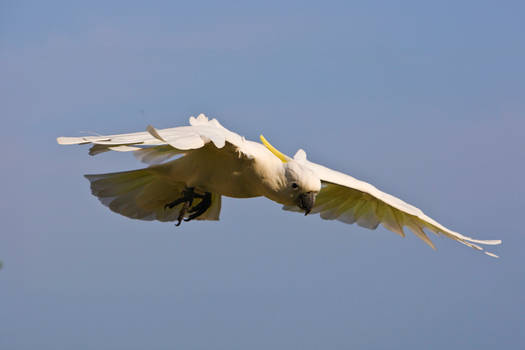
left=253, top=155, right=290, bottom=204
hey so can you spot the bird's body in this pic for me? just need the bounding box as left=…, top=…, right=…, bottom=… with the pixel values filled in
left=123, top=138, right=314, bottom=204
left=152, top=143, right=266, bottom=199
left=57, top=114, right=501, bottom=256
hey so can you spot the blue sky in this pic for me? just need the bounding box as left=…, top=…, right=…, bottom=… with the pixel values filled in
left=1, top=1, right=524, bottom=349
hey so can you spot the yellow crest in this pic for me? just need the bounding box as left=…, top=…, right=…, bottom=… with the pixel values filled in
left=259, top=135, right=289, bottom=163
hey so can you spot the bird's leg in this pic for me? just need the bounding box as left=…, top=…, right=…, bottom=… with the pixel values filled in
left=165, top=187, right=211, bottom=226
left=185, top=192, right=212, bottom=222
left=165, top=187, right=208, bottom=209
left=175, top=200, right=191, bottom=226
left=165, top=187, right=197, bottom=226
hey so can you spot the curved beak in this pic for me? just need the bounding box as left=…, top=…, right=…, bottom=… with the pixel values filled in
left=297, top=191, right=316, bottom=215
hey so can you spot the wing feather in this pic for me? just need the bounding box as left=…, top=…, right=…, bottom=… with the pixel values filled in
left=85, top=169, right=221, bottom=222
left=289, top=158, right=501, bottom=256
left=57, top=114, right=249, bottom=164
left=133, top=145, right=185, bottom=165
left=355, top=199, right=381, bottom=229
left=376, top=203, right=405, bottom=237
left=333, top=197, right=362, bottom=224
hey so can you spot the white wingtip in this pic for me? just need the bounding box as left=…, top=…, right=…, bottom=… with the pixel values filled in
left=462, top=237, right=502, bottom=246
left=57, top=136, right=110, bottom=145
left=189, top=113, right=209, bottom=126
left=294, top=149, right=307, bottom=161
left=57, top=136, right=85, bottom=145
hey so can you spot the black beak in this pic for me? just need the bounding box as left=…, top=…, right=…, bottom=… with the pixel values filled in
left=297, top=192, right=316, bottom=215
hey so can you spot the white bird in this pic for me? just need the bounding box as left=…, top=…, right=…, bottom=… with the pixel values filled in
left=57, top=114, right=501, bottom=256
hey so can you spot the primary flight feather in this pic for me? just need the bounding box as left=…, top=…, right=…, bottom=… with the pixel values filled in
left=57, top=114, right=501, bottom=256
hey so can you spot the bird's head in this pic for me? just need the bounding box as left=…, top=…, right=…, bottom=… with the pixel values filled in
left=282, top=160, right=321, bottom=215
left=260, top=135, right=321, bottom=215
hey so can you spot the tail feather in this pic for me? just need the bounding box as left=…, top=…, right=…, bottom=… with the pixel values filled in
left=85, top=168, right=221, bottom=222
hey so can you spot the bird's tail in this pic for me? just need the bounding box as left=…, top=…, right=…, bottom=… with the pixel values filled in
left=84, top=168, right=221, bottom=222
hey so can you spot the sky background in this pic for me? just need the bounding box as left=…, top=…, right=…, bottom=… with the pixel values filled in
left=1, top=1, right=524, bottom=349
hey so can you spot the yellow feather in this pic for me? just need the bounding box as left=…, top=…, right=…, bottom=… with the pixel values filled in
left=259, top=135, right=289, bottom=163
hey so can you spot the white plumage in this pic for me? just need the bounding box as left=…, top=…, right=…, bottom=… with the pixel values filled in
left=57, top=114, right=501, bottom=257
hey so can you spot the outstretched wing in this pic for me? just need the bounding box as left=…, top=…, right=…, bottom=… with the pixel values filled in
left=285, top=151, right=501, bottom=257
left=84, top=168, right=222, bottom=222
left=57, top=114, right=249, bottom=164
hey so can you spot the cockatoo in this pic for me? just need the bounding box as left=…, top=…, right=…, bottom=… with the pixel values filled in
left=57, top=114, right=501, bottom=256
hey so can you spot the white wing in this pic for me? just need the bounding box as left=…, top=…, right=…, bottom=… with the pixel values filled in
left=84, top=168, right=221, bottom=222
left=57, top=114, right=249, bottom=164
left=57, top=114, right=244, bottom=222
left=285, top=150, right=501, bottom=257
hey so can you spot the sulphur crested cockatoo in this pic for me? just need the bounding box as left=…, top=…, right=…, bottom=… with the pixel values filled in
left=57, top=114, right=501, bottom=256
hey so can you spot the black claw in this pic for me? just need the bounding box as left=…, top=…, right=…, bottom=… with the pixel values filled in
left=185, top=192, right=212, bottom=222
left=165, top=188, right=195, bottom=209
left=175, top=200, right=191, bottom=226
left=193, top=192, right=206, bottom=199
left=165, top=187, right=212, bottom=226
left=188, top=197, right=207, bottom=213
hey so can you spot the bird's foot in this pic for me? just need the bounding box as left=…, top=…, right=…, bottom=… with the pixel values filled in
left=165, top=188, right=212, bottom=226
left=185, top=192, right=212, bottom=222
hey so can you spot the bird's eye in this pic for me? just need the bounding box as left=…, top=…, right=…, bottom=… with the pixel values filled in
left=292, top=183, right=299, bottom=189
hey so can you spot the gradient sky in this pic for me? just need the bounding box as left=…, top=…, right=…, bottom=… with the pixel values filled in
left=1, top=1, right=524, bottom=349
